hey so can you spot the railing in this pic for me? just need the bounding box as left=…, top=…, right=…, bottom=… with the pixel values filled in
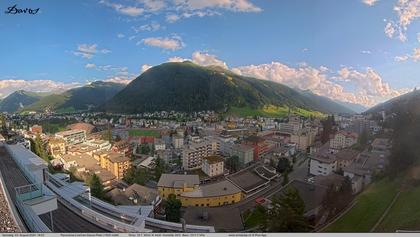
left=15, top=199, right=51, bottom=233
left=15, top=183, right=43, bottom=202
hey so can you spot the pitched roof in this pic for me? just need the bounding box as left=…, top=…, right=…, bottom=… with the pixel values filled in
left=157, top=174, right=199, bottom=188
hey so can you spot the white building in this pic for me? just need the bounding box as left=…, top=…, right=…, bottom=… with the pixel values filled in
left=201, top=156, right=224, bottom=177
left=55, top=129, right=86, bottom=146
left=172, top=136, right=184, bottom=149
left=309, top=155, right=337, bottom=176
left=182, top=138, right=220, bottom=170
left=154, top=139, right=166, bottom=151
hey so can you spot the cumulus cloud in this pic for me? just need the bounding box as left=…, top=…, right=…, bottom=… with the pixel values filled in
left=173, top=0, right=262, bottom=13
left=117, top=33, right=125, bottom=38
left=141, top=36, right=185, bottom=50
left=191, top=51, right=228, bottom=68
left=363, top=0, right=379, bottom=6
left=141, top=64, right=153, bottom=73
left=103, top=76, right=133, bottom=84
left=232, top=62, right=405, bottom=107
left=73, top=44, right=110, bottom=59
left=394, top=54, right=410, bottom=61
left=361, top=50, right=372, bottom=54
left=0, top=79, right=80, bottom=98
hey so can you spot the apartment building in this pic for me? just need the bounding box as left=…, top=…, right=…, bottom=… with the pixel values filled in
left=202, top=155, right=224, bottom=177
left=182, top=138, right=220, bottom=170
left=99, top=151, right=132, bottom=179
left=309, top=155, right=337, bottom=176
left=330, top=131, right=358, bottom=150
left=172, top=136, right=184, bottom=149
left=55, top=129, right=86, bottom=146
left=290, top=127, right=317, bottom=151
left=220, top=143, right=253, bottom=168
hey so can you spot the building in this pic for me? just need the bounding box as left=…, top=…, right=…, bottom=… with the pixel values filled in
left=85, top=139, right=111, bottom=151
left=47, top=138, right=66, bottom=159
left=30, top=125, right=42, bottom=134
left=182, top=139, right=220, bottom=170
left=220, top=143, right=254, bottom=168
left=55, top=129, right=86, bottom=146
left=99, top=151, right=132, bottom=179
left=179, top=180, right=243, bottom=207
left=242, top=135, right=273, bottom=161
left=112, top=140, right=132, bottom=157
left=279, top=116, right=301, bottom=134
left=67, top=144, right=99, bottom=157
left=330, top=131, right=358, bottom=150
left=371, top=138, right=391, bottom=153
left=157, top=174, right=200, bottom=199
left=309, top=154, right=337, bottom=176
left=202, top=155, right=224, bottom=177
left=67, top=122, right=95, bottom=135
left=290, top=128, right=316, bottom=152
left=172, top=136, right=184, bottom=149
left=154, top=138, right=166, bottom=151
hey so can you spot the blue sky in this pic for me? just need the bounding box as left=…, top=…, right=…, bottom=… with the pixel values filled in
left=0, top=0, right=419, bottom=107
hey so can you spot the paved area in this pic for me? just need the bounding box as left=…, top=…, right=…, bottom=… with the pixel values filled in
left=0, top=146, right=106, bottom=233
left=183, top=206, right=243, bottom=232
left=0, top=182, right=19, bottom=232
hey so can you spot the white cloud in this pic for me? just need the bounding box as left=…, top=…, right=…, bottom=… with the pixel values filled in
left=103, top=76, right=133, bottom=84
left=168, top=56, right=189, bottom=62
left=141, top=36, right=185, bottom=50
left=173, top=0, right=262, bottom=13
left=99, top=0, right=144, bottom=17
left=132, top=22, right=161, bottom=32
left=100, top=0, right=261, bottom=22
left=117, top=33, right=125, bottom=38
left=191, top=51, right=228, bottom=68
left=73, top=44, right=110, bottom=59
left=363, top=0, right=379, bottom=6
left=385, top=0, right=420, bottom=41
left=361, top=50, right=372, bottom=54
left=394, top=54, right=410, bottom=61
left=141, top=64, right=152, bottom=73
left=0, top=79, right=80, bottom=98
left=232, top=62, right=406, bottom=107
left=166, top=14, right=180, bottom=23
left=85, top=63, right=96, bottom=69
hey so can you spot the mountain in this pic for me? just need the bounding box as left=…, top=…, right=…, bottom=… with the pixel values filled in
left=103, top=62, right=354, bottom=115
left=365, top=89, right=420, bottom=114
left=336, top=101, right=368, bottom=114
left=0, top=90, right=44, bottom=113
left=24, top=81, right=125, bottom=113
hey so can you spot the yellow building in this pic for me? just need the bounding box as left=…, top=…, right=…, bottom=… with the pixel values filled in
left=157, top=174, right=243, bottom=207
left=180, top=180, right=243, bottom=207
left=99, top=151, right=131, bottom=179
left=47, top=138, right=66, bottom=159
left=157, top=174, right=200, bottom=199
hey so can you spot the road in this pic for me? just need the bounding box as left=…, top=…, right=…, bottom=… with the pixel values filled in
left=0, top=146, right=106, bottom=233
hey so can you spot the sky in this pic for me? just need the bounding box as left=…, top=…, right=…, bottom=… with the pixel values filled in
left=0, top=0, right=420, bottom=108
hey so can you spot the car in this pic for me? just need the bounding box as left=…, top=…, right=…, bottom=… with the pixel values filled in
left=255, top=197, right=266, bottom=205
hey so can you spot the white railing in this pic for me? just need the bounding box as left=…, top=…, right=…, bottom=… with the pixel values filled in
left=145, top=217, right=215, bottom=233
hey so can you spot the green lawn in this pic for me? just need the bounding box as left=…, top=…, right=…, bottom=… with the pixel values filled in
left=375, top=185, right=420, bottom=232
left=325, top=178, right=401, bottom=232
left=128, top=129, right=160, bottom=137
left=243, top=206, right=266, bottom=229
left=228, top=105, right=324, bottom=118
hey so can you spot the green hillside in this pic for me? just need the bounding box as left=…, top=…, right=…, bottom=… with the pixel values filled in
left=103, top=62, right=353, bottom=115
left=23, top=81, right=125, bottom=113
left=0, top=90, right=44, bottom=113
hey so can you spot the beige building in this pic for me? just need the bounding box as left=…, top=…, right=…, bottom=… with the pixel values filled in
left=47, top=138, right=66, bottom=158
left=330, top=131, right=358, bottom=150
left=202, top=155, right=224, bottom=177
left=290, top=127, right=317, bottom=151
left=99, top=151, right=132, bottom=179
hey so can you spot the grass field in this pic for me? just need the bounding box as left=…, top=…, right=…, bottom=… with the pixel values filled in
left=375, top=185, right=420, bottom=232
left=325, top=178, right=401, bottom=232
left=228, top=105, right=324, bottom=118
left=128, top=129, right=160, bottom=137
left=243, top=206, right=266, bottom=229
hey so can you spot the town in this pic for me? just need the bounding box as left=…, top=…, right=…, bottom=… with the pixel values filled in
left=0, top=109, right=391, bottom=232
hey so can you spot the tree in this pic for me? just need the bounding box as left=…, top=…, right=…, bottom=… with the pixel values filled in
left=322, top=176, right=353, bottom=217
left=165, top=194, right=182, bottom=222
left=154, top=157, right=167, bottom=181
left=320, top=115, right=335, bottom=144
left=277, top=158, right=291, bottom=174
left=260, top=187, right=310, bottom=232
left=139, top=144, right=151, bottom=155
left=226, top=155, right=240, bottom=173
left=87, top=174, right=105, bottom=199
left=31, top=133, right=49, bottom=162
left=123, top=167, right=151, bottom=185
left=282, top=171, right=289, bottom=186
